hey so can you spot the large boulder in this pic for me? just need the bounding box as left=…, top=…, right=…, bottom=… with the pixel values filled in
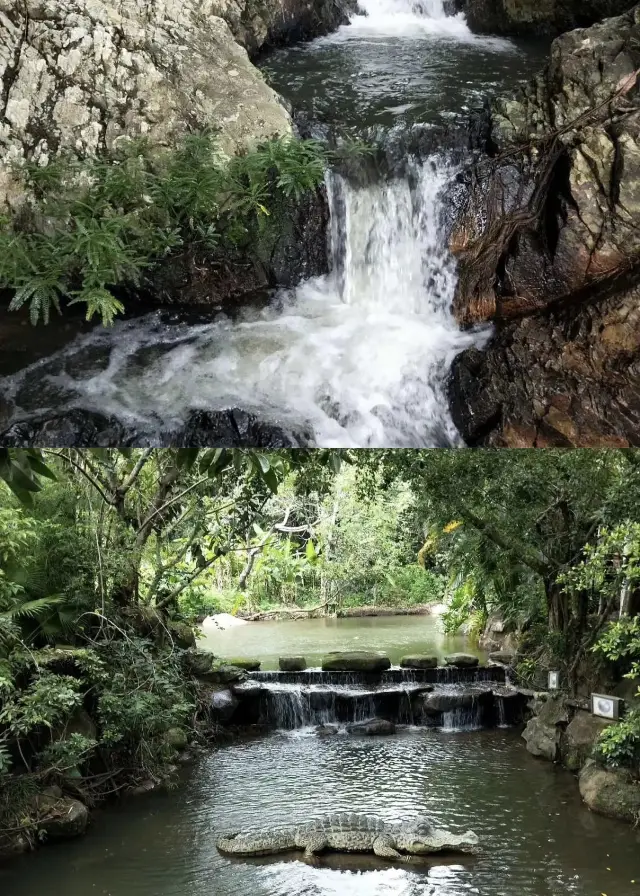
left=449, top=6, right=640, bottom=448
left=0, top=0, right=291, bottom=211
left=420, top=692, right=476, bottom=714
left=168, top=622, right=197, bottom=649
left=279, top=656, right=307, bottom=671
left=479, top=612, right=518, bottom=652
left=561, top=711, right=611, bottom=771
left=346, top=718, right=396, bottom=736
left=321, top=652, right=392, bottom=673
left=400, top=655, right=438, bottom=669
left=35, top=792, right=89, bottom=840
left=579, top=760, right=640, bottom=823
left=183, top=649, right=217, bottom=678
left=444, top=654, right=479, bottom=668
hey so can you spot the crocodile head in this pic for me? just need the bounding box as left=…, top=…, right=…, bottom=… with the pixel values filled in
left=395, top=823, right=480, bottom=856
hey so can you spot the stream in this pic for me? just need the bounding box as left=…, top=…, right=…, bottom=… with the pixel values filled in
left=0, top=0, right=549, bottom=447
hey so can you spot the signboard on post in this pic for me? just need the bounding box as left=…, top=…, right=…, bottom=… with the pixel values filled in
left=548, top=671, right=560, bottom=690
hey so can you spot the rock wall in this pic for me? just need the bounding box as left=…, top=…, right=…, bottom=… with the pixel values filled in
left=449, top=6, right=640, bottom=446
left=521, top=693, right=640, bottom=823
left=0, top=1, right=293, bottom=211
left=211, top=0, right=356, bottom=54
left=460, top=0, right=634, bottom=36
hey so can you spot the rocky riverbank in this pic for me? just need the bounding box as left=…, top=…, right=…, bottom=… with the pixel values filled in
left=448, top=4, right=640, bottom=446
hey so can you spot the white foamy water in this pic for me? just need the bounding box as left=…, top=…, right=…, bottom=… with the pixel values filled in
left=4, top=158, right=488, bottom=446
left=4, top=159, right=489, bottom=446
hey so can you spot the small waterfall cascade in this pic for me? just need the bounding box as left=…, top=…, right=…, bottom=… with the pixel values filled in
left=346, top=0, right=475, bottom=38
left=249, top=667, right=506, bottom=686
left=249, top=676, right=525, bottom=732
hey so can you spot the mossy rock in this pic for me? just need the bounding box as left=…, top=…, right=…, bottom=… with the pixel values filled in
left=321, top=651, right=391, bottom=673
left=579, top=760, right=640, bottom=823
left=183, top=649, right=216, bottom=677
left=224, top=658, right=261, bottom=672
left=279, top=656, right=307, bottom=671
left=561, top=711, right=610, bottom=771
left=35, top=794, right=89, bottom=839
left=165, top=727, right=188, bottom=750
left=168, top=622, right=196, bottom=649
left=209, top=662, right=247, bottom=684
left=444, top=653, right=480, bottom=668
left=400, top=655, right=438, bottom=669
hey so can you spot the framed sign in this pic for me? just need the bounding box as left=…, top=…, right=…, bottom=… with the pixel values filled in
left=548, top=671, right=560, bottom=690
left=591, top=694, right=623, bottom=720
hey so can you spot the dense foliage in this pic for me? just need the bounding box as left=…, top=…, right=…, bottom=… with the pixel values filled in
left=1, top=446, right=639, bottom=855
left=0, top=133, right=361, bottom=325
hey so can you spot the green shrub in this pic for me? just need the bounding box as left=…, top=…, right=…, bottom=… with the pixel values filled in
left=594, top=710, right=640, bottom=769
left=0, top=133, right=366, bottom=325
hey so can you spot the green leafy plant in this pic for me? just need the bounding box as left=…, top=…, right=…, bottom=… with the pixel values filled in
left=1, top=133, right=366, bottom=325
left=594, top=710, right=640, bottom=769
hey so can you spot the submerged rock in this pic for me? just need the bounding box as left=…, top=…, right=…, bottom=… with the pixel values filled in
left=321, top=652, right=392, bottom=673
left=400, top=655, right=438, bottom=669
left=346, top=718, right=396, bottom=736
left=449, top=6, right=640, bottom=447
left=279, top=656, right=307, bottom=671
left=316, top=723, right=340, bottom=737
left=579, top=760, right=640, bottom=823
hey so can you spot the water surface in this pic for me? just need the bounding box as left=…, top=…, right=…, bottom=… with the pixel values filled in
left=199, top=613, right=486, bottom=668
left=3, top=729, right=639, bottom=896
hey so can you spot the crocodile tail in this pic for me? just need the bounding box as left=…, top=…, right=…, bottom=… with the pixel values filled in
left=216, top=832, right=296, bottom=856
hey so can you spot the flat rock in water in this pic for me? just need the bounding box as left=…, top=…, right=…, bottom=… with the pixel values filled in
left=279, top=656, right=307, bottom=671
left=224, top=658, right=261, bottom=671
left=488, top=651, right=514, bottom=665
left=321, top=651, right=391, bottom=672
left=400, top=655, right=438, bottom=669
left=202, top=613, right=248, bottom=629
left=316, top=724, right=340, bottom=737
left=444, top=654, right=480, bottom=668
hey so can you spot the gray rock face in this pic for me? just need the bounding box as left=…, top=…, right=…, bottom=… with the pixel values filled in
left=522, top=695, right=570, bottom=761
left=0, top=0, right=292, bottom=211
left=579, top=760, right=640, bottom=822
left=450, top=6, right=640, bottom=448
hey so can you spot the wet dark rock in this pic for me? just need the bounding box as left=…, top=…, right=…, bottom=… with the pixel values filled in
left=346, top=718, right=396, bottom=736
left=459, top=0, right=633, bottom=36
left=228, top=0, right=358, bottom=53
left=168, top=622, right=197, bottom=649
left=562, top=711, right=611, bottom=771
left=225, top=658, right=261, bottom=671
left=316, top=723, right=340, bottom=736
left=488, top=651, right=515, bottom=665
left=183, top=649, right=217, bottom=678
left=450, top=6, right=640, bottom=447
left=230, top=680, right=264, bottom=699
left=0, top=408, right=299, bottom=448
left=209, top=687, right=240, bottom=722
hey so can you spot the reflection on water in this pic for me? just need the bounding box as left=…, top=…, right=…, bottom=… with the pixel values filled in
left=198, top=613, right=485, bottom=669
left=3, top=729, right=639, bottom=895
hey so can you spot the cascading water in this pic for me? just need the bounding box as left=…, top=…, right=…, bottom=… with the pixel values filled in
left=342, top=0, right=476, bottom=39
left=2, top=158, right=487, bottom=447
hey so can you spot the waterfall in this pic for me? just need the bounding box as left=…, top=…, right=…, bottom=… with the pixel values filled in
left=2, top=158, right=487, bottom=448
left=341, top=0, right=475, bottom=39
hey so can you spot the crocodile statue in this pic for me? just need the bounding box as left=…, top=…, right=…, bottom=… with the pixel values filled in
left=216, top=812, right=479, bottom=862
